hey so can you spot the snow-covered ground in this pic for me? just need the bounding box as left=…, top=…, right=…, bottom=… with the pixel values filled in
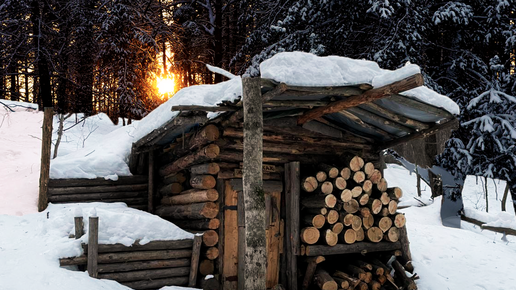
left=2, top=102, right=516, bottom=289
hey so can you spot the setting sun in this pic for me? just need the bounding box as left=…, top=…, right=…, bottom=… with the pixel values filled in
left=157, top=77, right=175, bottom=95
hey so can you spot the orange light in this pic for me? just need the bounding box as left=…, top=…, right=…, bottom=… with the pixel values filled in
left=157, top=77, right=175, bottom=95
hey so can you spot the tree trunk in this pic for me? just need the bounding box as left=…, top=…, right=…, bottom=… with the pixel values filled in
left=241, top=77, right=266, bottom=290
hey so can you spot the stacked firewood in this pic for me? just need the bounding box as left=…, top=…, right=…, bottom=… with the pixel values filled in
left=155, top=164, right=221, bottom=278
left=311, top=255, right=417, bottom=290
left=299, top=156, right=405, bottom=247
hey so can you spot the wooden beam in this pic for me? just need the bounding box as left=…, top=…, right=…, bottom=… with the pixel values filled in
left=87, top=216, right=99, bottom=278
left=346, top=107, right=415, bottom=134
left=188, top=235, right=203, bottom=287
left=38, top=107, right=53, bottom=211
left=360, top=102, right=430, bottom=130
left=387, top=94, right=454, bottom=119
left=172, top=105, right=238, bottom=112
left=297, top=73, right=424, bottom=125
left=261, top=78, right=370, bottom=96
left=305, top=241, right=401, bottom=256
left=264, top=100, right=330, bottom=108
left=461, top=214, right=516, bottom=236
left=263, top=82, right=288, bottom=102
left=48, top=175, right=148, bottom=188
left=241, top=77, right=266, bottom=290
left=285, top=162, right=301, bottom=290
left=336, top=111, right=397, bottom=139
left=381, top=118, right=459, bottom=149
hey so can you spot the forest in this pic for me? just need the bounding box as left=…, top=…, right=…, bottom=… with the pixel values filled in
left=1, top=0, right=516, bottom=190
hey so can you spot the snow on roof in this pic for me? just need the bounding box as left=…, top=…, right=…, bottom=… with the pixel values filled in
left=260, top=51, right=460, bottom=115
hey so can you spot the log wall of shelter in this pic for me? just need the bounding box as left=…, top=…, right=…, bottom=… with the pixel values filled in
left=389, top=128, right=453, bottom=168
left=60, top=239, right=196, bottom=290
left=47, top=176, right=149, bottom=210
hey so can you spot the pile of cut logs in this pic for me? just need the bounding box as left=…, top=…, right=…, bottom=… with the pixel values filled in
left=155, top=159, right=221, bottom=279
left=309, top=255, right=417, bottom=290
left=299, top=156, right=405, bottom=247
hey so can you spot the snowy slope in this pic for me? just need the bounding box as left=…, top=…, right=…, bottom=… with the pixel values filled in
left=0, top=104, right=42, bottom=215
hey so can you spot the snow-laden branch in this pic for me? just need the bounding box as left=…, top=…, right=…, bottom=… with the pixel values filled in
left=206, top=64, right=237, bottom=79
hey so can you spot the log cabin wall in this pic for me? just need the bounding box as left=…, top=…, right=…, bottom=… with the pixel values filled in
left=47, top=176, right=149, bottom=210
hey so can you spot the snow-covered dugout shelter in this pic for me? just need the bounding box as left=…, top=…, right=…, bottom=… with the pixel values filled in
left=123, top=52, right=460, bottom=290
left=45, top=52, right=460, bottom=290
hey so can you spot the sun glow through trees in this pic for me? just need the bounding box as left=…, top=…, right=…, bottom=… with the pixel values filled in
left=156, top=76, right=176, bottom=97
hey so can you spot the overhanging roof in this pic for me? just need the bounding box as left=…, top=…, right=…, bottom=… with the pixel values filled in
left=134, top=74, right=458, bottom=153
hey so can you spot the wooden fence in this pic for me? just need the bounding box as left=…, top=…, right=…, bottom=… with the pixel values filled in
left=60, top=215, right=202, bottom=290
left=47, top=176, right=149, bottom=210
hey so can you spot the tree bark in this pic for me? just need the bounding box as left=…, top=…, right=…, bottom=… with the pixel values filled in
left=241, top=77, right=266, bottom=290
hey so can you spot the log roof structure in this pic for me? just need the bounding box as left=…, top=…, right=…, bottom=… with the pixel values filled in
left=131, top=73, right=458, bottom=158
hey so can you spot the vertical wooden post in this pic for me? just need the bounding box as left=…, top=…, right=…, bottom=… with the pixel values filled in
left=148, top=149, right=155, bottom=213
left=189, top=235, right=203, bottom=287
left=38, top=107, right=53, bottom=212
left=285, top=161, right=300, bottom=290
left=74, top=217, right=84, bottom=239
left=241, top=77, right=266, bottom=290
left=88, top=215, right=99, bottom=278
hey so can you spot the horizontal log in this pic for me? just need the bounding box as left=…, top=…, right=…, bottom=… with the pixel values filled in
left=98, top=266, right=190, bottom=282
left=61, top=249, right=192, bottom=265
left=216, top=149, right=339, bottom=165
left=164, top=124, right=220, bottom=160
left=204, top=247, right=220, bottom=260
left=48, top=175, right=148, bottom=188
left=98, top=258, right=191, bottom=273
left=162, top=172, right=187, bottom=185
left=82, top=239, right=193, bottom=253
left=190, top=163, right=220, bottom=175
left=217, top=170, right=281, bottom=180
left=159, top=144, right=220, bottom=176
left=48, top=184, right=148, bottom=195
left=121, top=276, right=189, bottom=290
left=190, top=175, right=216, bottom=189
left=161, top=189, right=219, bottom=205
left=158, top=183, right=184, bottom=196
left=220, top=138, right=343, bottom=155
left=48, top=192, right=146, bottom=203
left=305, top=241, right=401, bottom=256
left=155, top=202, right=219, bottom=219
left=170, top=219, right=220, bottom=230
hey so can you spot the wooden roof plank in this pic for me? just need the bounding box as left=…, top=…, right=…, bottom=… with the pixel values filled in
left=335, top=111, right=398, bottom=140
left=386, top=94, right=454, bottom=119
left=381, top=118, right=459, bottom=149
left=360, top=102, right=430, bottom=130
left=346, top=107, right=415, bottom=134
left=297, top=73, right=424, bottom=125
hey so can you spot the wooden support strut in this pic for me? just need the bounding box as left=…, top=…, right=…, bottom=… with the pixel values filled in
left=297, top=73, right=424, bottom=125
left=241, top=77, right=266, bottom=290
left=87, top=216, right=99, bottom=278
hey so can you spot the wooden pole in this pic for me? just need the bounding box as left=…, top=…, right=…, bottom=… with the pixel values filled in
left=188, top=235, right=202, bottom=287
left=74, top=216, right=84, bottom=239
left=38, top=107, right=53, bottom=211
left=148, top=149, right=155, bottom=213
left=285, top=162, right=300, bottom=290
left=87, top=215, right=99, bottom=278
left=241, top=76, right=266, bottom=290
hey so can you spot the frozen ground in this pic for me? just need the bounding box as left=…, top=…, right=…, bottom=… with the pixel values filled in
left=1, top=101, right=516, bottom=289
